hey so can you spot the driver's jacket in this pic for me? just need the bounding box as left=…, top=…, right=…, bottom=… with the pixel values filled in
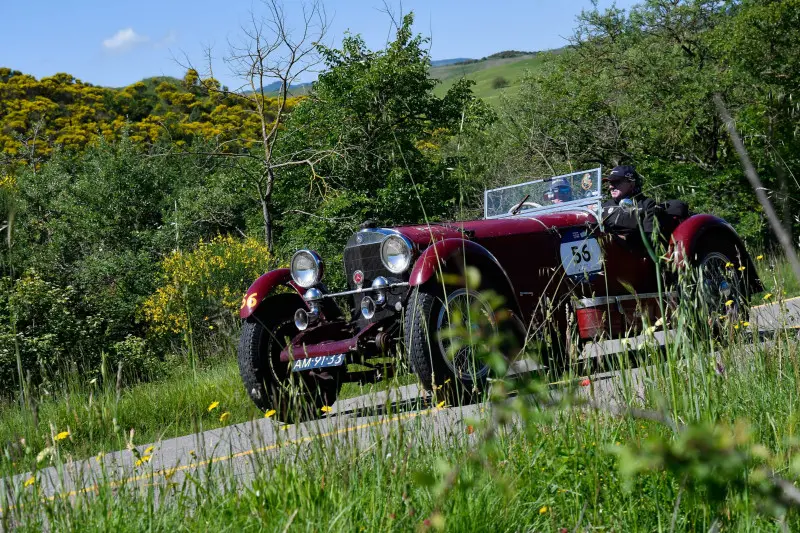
left=601, top=194, right=658, bottom=238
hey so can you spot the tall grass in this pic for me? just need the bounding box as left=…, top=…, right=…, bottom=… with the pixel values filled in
left=1, top=263, right=800, bottom=530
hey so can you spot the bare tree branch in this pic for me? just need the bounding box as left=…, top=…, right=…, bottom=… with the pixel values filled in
left=714, top=94, right=800, bottom=286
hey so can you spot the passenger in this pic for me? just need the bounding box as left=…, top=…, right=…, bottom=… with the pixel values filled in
left=543, top=177, right=573, bottom=204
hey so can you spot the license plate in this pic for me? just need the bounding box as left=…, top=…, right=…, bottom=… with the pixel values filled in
left=291, top=353, right=346, bottom=372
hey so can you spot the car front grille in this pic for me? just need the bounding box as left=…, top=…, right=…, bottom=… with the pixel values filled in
left=342, top=230, right=407, bottom=323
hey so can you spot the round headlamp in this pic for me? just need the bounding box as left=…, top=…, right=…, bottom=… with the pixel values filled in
left=380, top=235, right=412, bottom=274
left=290, top=250, right=324, bottom=289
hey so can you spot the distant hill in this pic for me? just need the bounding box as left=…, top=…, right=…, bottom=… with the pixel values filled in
left=429, top=49, right=564, bottom=105
left=262, top=80, right=313, bottom=93
left=105, top=49, right=560, bottom=105
left=431, top=58, right=473, bottom=67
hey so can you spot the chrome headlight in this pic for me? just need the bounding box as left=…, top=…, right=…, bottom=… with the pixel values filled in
left=380, top=235, right=412, bottom=274
left=290, top=250, right=324, bottom=288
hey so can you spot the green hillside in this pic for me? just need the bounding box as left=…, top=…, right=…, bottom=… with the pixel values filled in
left=430, top=53, right=550, bottom=105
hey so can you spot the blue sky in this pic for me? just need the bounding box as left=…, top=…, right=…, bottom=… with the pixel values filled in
left=0, top=0, right=637, bottom=88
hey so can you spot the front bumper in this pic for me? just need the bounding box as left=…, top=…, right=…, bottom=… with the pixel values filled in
left=279, top=322, right=377, bottom=363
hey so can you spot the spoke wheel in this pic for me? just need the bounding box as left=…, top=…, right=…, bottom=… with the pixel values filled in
left=435, top=288, right=496, bottom=382
left=688, top=239, right=751, bottom=337
left=238, top=293, right=341, bottom=423
left=405, top=283, right=515, bottom=405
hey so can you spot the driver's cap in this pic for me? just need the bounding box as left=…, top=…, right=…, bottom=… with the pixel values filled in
left=603, top=165, right=638, bottom=182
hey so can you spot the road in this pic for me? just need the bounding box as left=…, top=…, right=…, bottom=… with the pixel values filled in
left=4, top=297, right=799, bottom=505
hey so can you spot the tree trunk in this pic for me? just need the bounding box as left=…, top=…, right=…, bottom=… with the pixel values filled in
left=255, top=181, right=273, bottom=253
left=261, top=196, right=273, bottom=252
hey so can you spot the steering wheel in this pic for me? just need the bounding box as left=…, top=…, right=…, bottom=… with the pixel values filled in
left=508, top=201, right=543, bottom=214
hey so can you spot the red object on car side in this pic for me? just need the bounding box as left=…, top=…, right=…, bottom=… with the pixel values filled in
left=239, top=268, right=306, bottom=319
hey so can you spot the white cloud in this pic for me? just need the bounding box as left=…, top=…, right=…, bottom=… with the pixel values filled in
left=154, top=30, right=177, bottom=49
left=102, top=28, right=149, bottom=51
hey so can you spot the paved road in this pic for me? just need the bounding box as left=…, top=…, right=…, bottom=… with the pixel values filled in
left=4, top=298, right=800, bottom=505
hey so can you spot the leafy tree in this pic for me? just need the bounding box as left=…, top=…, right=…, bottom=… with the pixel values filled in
left=467, top=0, right=800, bottom=245
left=272, top=14, right=492, bottom=281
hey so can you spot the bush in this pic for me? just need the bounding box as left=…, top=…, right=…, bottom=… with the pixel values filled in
left=110, top=335, right=166, bottom=383
left=142, top=235, right=271, bottom=337
left=491, top=76, right=510, bottom=89
left=0, top=271, right=101, bottom=395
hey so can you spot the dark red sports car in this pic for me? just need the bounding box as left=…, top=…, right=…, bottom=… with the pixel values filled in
left=237, top=168, right=761, bottom=420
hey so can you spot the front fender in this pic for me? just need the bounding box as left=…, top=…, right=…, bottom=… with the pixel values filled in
left=239, top=268, right=305, bottom=319
left=409, top=238, right=521, bottom=314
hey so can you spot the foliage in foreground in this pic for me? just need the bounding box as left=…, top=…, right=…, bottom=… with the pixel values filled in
left=2, top=277, right=800, bottom=530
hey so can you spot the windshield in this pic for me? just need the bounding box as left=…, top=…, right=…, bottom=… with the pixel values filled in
left=484, top=168, right=603, bottom=219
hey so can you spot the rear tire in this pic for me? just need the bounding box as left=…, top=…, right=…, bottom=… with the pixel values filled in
left=238, top=293, right=341, bottom=423
left=689, top=238, right=751, bottom=334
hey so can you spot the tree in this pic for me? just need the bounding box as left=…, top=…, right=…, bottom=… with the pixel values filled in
left=188, top=0, right=334, bottom=251
left=270, top=13, right=492, bottom=282
left=468, top=0, right=800, bottom=244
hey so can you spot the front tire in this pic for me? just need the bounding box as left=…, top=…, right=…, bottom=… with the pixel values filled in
left=405, top=285, right=508, bottom=405
left=238, top=293, right=340, bottom=423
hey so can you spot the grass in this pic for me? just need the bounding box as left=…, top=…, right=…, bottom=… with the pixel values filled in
left=4, top=310, right=800, bottom=531
left=430, top=54, right=549, bottom=105
left=0, top=355, right=261, bottom=474
left=2, top=255, right=800, bottom=529
left=0, top=349, right=421, bottom=475
left=757, top=253, right=800, bottom=299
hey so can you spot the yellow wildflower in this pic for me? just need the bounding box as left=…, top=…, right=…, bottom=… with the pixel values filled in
left=55, top=431, right=70, bottom=441
left=135, top=455, right=152, bottom=467
left=321, top=406, right=333, bottom=413
left=539, top=506, right=548, bottom=514
left=756, top=255, right=764, bottom=260
left=763, top=293, right=773, bottom=301
left=144, top=446, right=155, bottom=456
left=207, top=401, right=220, bottom=412
left=436, top=401, right=446, bottom=409
left=264, top=409, right=276, bottom=419
left=742, top=321, right=750, bottom=327
left=219, top=412, right=230, bottom=423
left=24, top=477, right=35, bottom=488
left=738, top=265, right=746, bottom=271
left=725, top=262, right=734, bottom=268
left=725, top=300, right=734, bottom=307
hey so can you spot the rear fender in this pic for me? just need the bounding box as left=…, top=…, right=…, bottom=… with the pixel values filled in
left=409, top=238, right=521, bottom=315
left=240, top=268, right=306, bottom=319
left=670, top=214, right=762, bottom=291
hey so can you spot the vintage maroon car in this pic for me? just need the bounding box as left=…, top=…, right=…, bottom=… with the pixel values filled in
left=237, top=168, right=761, bottom=420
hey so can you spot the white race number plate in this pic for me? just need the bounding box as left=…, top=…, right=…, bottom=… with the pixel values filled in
left=560, top=231, right=603, bottom=277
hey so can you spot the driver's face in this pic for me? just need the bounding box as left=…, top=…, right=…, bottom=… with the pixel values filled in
left=608, top=178, right=634, bottom=200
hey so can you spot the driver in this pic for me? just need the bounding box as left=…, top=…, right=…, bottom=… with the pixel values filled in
left=543, top=177, right=573, bottom=204
left=601, top=165, right=657, bottom=243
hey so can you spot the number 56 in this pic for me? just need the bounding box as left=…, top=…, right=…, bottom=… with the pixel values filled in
left=570, top=244, right=591, bottom=263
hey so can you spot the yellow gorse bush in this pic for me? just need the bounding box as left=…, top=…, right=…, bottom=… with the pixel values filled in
left=142, top=235, right=270, bottom=335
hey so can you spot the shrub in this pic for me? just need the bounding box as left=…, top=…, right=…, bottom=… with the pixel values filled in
left=491, top=76, right=510, bottom=89
left=142, top=235, right=271, bottom=337
left=0, top=271, right=100, bottom=394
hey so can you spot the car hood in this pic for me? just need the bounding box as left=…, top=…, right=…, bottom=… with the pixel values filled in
left=393, top=209, right=597, bottom=246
